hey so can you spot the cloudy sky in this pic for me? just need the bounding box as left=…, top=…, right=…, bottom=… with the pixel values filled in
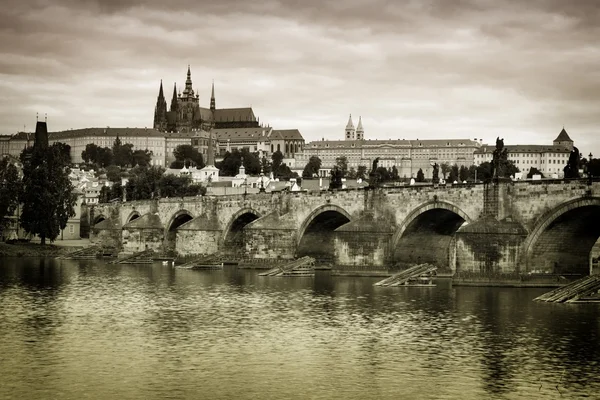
left=1, top=0, right=599, bottom=155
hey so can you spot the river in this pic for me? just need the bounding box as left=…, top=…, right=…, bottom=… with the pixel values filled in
left=0, top=258, right=599, bottom=399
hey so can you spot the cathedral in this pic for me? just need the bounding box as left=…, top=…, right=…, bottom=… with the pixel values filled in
left=153, top=66, right=260, bottom=133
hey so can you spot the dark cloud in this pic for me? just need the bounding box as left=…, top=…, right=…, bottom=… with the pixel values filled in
left=0, top=0, right=599, bottom=156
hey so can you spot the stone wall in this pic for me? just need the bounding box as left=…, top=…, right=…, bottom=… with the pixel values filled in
left=122, top=228, right=163, bottom=254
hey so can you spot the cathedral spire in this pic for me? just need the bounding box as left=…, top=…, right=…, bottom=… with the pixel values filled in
left=183, top=65, right=193, bottom=97
left=153, top=79, right=168, bottom=131
left=356, top=116, right=364, bottom=140
left=210, top=80, right=216, bottom=111
left=170, top=83, right=178, bottom=113
left=345, top=114, right=355, bottom=140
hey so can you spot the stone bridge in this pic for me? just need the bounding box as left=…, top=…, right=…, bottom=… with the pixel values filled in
left=90, top=180, right=600, bottom=275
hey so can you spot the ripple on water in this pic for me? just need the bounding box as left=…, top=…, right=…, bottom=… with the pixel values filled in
left=1, top=260, right=600, bottom=399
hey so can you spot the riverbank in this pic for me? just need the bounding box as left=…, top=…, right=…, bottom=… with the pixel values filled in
left=0, top=239, right=90, bottom=258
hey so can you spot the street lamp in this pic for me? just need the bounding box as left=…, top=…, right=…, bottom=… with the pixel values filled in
left=588, top=153, right=594, bottom=185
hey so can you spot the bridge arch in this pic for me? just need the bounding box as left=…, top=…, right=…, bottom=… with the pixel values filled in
left=522, top=197, right=600, bottom=274
left=222, top=208, right=262, bottom=244
left=296, top=204, right=352, bottom=263
left=391, top=200, right=471, bottom=271
left=92, top=215, right=107, bottom=226
left=165, top=209, right=195, bottom=233
left=126, top=211, right=141, bottom=224
left=163, top=210, right=195, bottom=254
left=221, top=208, right=262, bottom=258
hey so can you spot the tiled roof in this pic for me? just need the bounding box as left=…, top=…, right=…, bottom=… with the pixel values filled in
left=474, top=144, right=571, bottom=154
left=7, top=131, right=33, bottom=141
left=214, top=127, right=272, bottom=141
left=213, top=107, right=256, bottom=123
left=48, top=127, right=165, bottom=139
left=305, top=139, right=479, bottom=149
left=271, top=129, right=304, bottom=141
left=193, top=107, right=213, bottom=122
left=554, top=128, right=573, bottom=143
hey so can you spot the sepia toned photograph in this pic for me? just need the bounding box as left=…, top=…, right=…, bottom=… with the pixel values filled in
left=0, top=1, right=599, bottom=399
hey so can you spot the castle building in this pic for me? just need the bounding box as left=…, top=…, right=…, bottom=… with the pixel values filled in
left=153, top=66, right=260, bottom=133
left=295, top=115, right=480, bottom=178
left=474, top=128, right=574, bottom=178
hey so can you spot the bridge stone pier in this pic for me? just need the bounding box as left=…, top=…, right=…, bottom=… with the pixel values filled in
left=90, top=180, right=600, bottom=277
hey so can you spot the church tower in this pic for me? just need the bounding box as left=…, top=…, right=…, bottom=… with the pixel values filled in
left=153, top=80, right=168, bottom=131
left=356, top=116, right=364, bottom=140
left=345, top=114, right=355, bottom=140
left=210, top=80, right=216, bottom=112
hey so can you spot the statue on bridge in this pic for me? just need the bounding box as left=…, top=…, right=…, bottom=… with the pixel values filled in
left=491, top=137, right=507, bottom=182
left=563, top=146, right=580, bottom=179
left=432, top=163, right=439, bottom=184
left=368, top=158, right=381, bottom=189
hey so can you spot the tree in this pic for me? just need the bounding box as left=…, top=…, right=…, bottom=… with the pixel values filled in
left=302, top=156, right=322, bottom=178
left=106, top=165, right=122, bottom=183
left=132, top=149, right=153, bottom=168
left=260, top=156, right=272, bottom=175
left=459, top=165, right=469, bottom=182
left=329, top=166, right=343, bottom=190
left=240, top=149, right=261, bottom=175
left=440, top=163, right=451, bottom=179
left=448, top=164, right=459, bottom=183
left=218, top=150, right=242, bottom=176
left=271, top=150, right=284, bottom=176
left=112, top=137, right=134, bottom=167
left=82, top=143, right=100, bottom=164
left=126, top=166, right=165, bottom=200
left=346, top=167, right=357, bottom=179
left=172, top=144, right=204, bottom=169
left=391, top=165, right=399, bottom=181
left=416, top=168, right=425, bottom=182
left=335, top=156, right=348, bottom=177
left=476, top=162, right=494, bottom=183
left=588, top=158, right=600, bottom=177
left=563, top=147, right=580, bottom=179
left=0, top=158, right=22, bottom=232
left=527, top=167, right=544, bottom=179
left=54, top=142, right=72, bottom=165
left=20, top=143, right=76, bottom=244
left=356, top=165, right=367, bottom=180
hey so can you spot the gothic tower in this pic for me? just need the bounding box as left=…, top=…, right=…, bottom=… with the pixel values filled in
left=345, top=114, right=355, bottom=140
left=356, top=116, right=364, bottom=140
left=210, top=80, right=216, bottom=112
left=153, top=80, right=168, bottom=131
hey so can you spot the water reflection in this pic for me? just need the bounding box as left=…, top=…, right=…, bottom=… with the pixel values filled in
left=0, top=259, right=599, bottom=399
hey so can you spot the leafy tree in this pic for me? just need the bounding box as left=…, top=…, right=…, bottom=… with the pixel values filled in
left=54, top=142, right=72, bottom=165
left=240, top=149, right=261, bottom=175
left=588, top=158, right=600, bottom=177
left=112, top=137, right=134, bottom=167
left=476, top=162, right=494, bottom=183
left=0, top=158, right=22, bottom=231
left=391, top=165, right=399, bottom=181
left=260, top=156, right=272, bottom=175
left=124, top=166, right=165, bottom=200
left=219, top=150, right=242, bottom=176
left=82, top=143, right=100, bottom=164
left=335, top=156, right=348, bottom=177
left=106, top=165, right=122, bottom=183
left=527, top=167, right=544, bottom=179
left=159, top=174, right=193, bottom=197
left=99, top=182, right=123, bottom=203
left=271, top=150, right=284, bottom=175
left=441, top=163, right=451, bottom=179
left=172, top=144, right=204, bottom=169
left=302, top=156, right=322, bottom=178
left=356, top=165, right=367, bottom=180
left=416, top=168, right=425, bottom=182
left=459, top=165, right=469, bottom=182
left=329, top=166, right=343, bottom=190
left=346, top=167, right=357, bottom=179
left=132, top=149, right=153, bottom=168
left=20, top=143, right=76, bottom=244
left=563, top=147, right=581, bottom=179
left=448, top=164, right=459, bottom=182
